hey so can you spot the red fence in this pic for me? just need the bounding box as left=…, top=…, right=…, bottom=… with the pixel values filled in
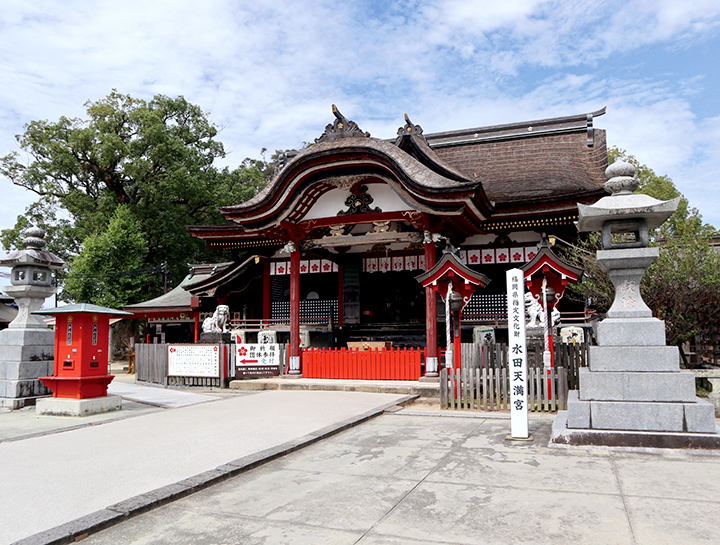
left=302, top=347, right=424, bottom=380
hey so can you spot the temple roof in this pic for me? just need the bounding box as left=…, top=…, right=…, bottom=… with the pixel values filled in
left=189, top=107, right=608, bottom=247
left=123, top=263, right=234, bottom=313
left=219, top=135, right=492, bottom=230
left=424, top=108, right=608, bottom=214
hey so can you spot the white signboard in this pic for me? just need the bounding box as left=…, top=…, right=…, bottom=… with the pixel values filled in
left=506, top=269, right=529, bottom=438
left=235, top=343, right=281, bottom=378
left=236, top=343, right=281, bottom=366
left=167, top=344, right=222, bottom=378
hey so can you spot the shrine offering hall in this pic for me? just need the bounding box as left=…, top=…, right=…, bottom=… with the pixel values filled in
left=126, top=106, right=608, bottom=375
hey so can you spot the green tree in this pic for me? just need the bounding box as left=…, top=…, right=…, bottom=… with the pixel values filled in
left=63, top=206, right=150, bottom=308
left=565, top=147, right=720, bottom=362
left=1, top=91, right=271, bottom=294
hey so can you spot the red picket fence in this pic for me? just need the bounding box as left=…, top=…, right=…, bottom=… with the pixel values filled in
left=302, top=347, right=424, bottom=380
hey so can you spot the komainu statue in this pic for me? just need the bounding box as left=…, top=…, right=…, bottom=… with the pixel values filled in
left=524, top=292, right=543, bottom=328
left=202, top=305, right=230, bottom=333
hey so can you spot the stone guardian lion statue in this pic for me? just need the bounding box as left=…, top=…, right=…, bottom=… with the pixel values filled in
left=524, top=292, right=543, bottom=328
left=202, top=305, right=230, bottom=334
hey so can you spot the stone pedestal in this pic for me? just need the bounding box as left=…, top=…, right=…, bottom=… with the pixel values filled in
left=198, top=332, right=231, bottom=344
left=561, top=252, right=717, bottom=439
left=36, top=395, right=122, bottom=417
left=0, top=327, right=54, bottom=408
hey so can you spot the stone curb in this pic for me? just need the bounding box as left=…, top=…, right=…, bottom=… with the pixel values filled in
left=229, top=379, right=440, bottom=398
left=12, top=394, right=417, bottom=545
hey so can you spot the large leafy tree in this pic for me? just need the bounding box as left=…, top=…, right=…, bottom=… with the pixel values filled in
left=565, top=147, right=720, bottom=363
left=1, top=91, right=271, bottom=304
left=63, top=206, right=150, bottom=307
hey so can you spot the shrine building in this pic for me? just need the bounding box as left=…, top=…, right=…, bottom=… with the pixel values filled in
left=128, top=106, right=608, bottom=375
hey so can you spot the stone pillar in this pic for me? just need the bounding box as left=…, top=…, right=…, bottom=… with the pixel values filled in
left=0, top=227, right=65, bottom=409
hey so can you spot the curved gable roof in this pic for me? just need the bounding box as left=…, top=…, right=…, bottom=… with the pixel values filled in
left=220, top=135, right=494, bottom=233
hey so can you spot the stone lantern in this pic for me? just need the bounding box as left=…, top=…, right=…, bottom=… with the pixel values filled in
left=0, top=226, right=65, bottom=409
left=554, top=162, right=720, bottom=448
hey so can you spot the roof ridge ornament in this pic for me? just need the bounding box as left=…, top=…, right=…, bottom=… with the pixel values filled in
left=397, top=113, right=424, bottom=137
left=315, top=104, right=370, bottom=143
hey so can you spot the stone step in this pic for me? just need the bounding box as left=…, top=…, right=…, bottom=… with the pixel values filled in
left=567, top=391, right=717, bottom=433
left=588, top=345, right=679, bottom=372
left=597, top=317, right=666, bottom=346
left=578, top=368, right=696, bottom=402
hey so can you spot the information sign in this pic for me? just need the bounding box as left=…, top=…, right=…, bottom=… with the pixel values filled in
left=235, top=343, right=281, bottom=378
left=167, top=344, right=222, bottom=378
left=506, top=268, right=529, bottom=438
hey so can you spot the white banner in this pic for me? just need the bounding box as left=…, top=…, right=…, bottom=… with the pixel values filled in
left=506, top=269, right=529, bottom=438
left=167, top=344, right=221, bottom=378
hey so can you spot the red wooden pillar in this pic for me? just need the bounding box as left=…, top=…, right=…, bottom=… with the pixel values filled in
left=337, top=263, right=344, bottom=327
left=424, top=240, right=438, bottom=377
left=263, top=258, right=271, bottom=325
left=454, top=311, right=462, bottom=369
left=289, top=248, right=301, bottom=375
left=193, top=312, right=199, bottom=343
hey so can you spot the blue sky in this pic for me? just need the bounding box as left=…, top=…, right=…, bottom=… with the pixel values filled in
left=1, top=0, right=719, bottom=236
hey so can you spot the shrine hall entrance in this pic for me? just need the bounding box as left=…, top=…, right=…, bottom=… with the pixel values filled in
left=360, top=270, right=425, bottom=325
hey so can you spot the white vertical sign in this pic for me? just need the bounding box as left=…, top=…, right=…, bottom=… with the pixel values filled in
left=506, top=268, right=529, bottom=438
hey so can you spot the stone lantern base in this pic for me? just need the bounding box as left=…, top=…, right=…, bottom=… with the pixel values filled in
left=36, top=395, right=122, bottom=417
left=552, top=317, right=720, bottom=449
left=0, top=327, right=54, bottom=409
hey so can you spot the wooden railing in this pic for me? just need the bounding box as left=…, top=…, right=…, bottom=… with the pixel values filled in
left=441, top=366, right=569, bottom=412
left=440, top=341, right=586, bottom=412
left=302, top=347, right=423, bottom=380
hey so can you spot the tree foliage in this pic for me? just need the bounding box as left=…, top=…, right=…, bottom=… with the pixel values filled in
left=63, top=206, right=150, bottom=308
left=1, top=91, right=274, bottom=305
left=565, top=147, right=720, bottom=356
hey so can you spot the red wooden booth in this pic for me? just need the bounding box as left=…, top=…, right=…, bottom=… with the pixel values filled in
left=39, top=304, right=132, bottom=399
left=521, top=239, right=583, bottom=365
left=416, top=252, right=490, bottom=369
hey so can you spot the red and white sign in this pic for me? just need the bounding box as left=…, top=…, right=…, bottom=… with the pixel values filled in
left=235, top=343, right=282, bottom=378
left=167, top=344, right=221, bottom=378
left=236, top=343, right=281, bottom=367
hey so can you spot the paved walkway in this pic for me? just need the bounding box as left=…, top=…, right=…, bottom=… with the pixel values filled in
left=78, top=411, right=720, bottom=545
left=0, top=387, right=412, bottom=544
left=107, top=381, right=221, bottom=408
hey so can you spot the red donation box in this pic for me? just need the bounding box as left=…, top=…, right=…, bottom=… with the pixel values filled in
left=38, top=303, right=132, bottom=399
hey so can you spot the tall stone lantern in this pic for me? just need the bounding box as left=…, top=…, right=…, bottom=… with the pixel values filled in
left=0, top=226, right=65, bottom=409
left=553, top=162, right=720, bottom=448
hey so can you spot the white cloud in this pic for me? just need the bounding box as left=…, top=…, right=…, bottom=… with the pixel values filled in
left=1, top=0, right=719, bottom=236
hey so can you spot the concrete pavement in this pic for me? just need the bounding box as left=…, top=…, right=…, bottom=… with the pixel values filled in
left=107, top=381, right=222, bottom=408
left=77, top=411, right=720, bottom=545
left=1, top=388, right=413, bottom=544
